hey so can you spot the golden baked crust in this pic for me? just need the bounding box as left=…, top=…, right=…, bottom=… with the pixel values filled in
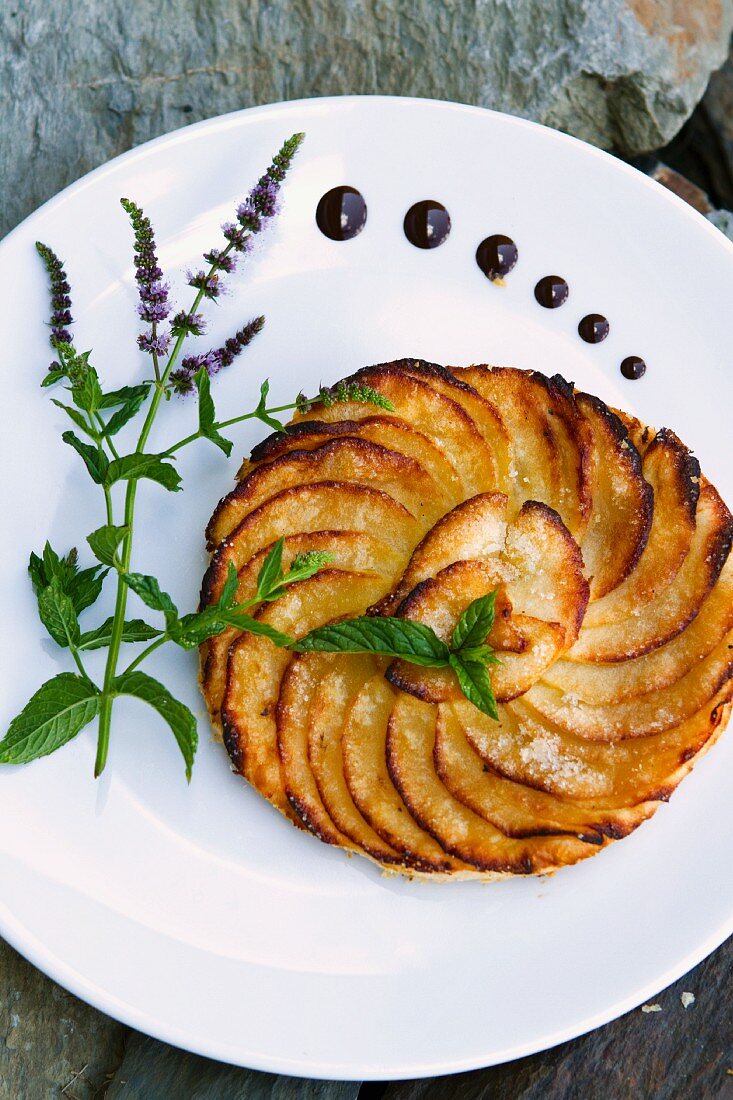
left=200, top=359, right=733, bottom=879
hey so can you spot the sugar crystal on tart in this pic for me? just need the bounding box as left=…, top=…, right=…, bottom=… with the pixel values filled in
left=200, top=358, right=733, bottom=880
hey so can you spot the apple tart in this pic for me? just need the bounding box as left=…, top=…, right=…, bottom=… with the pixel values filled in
left=200, top=359, right=733, bottom=879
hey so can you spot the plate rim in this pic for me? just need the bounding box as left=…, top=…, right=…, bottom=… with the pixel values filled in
left=1, top=93, right=732, bottom=1081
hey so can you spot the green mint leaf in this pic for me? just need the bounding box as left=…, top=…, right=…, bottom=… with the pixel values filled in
left=98, top=383, right=151, bottom=410
left=293, top=617, right=451, bottom=666
left=256, top=538, right=285, bottom=598
left=71, top=365, right=104, bottom=415
left=0, top=673, right=101, bottom=765
left=66, top=564, right=107, bottom=614
left=28, top=552, right=46, bottom=593
left=112, top=670, right=197, bottom=781
left=36, top=578, right=80, bottom=648
left=123, top=572, right=178, bottom=618
left=451, top=590, right=497, bottom=652
left=51, top=400, right=99, bottom=438
left=106, top=453, right=182, bottom=492
left=448, top=654, right=499, bottom=719
left=104, top=390, right=150, bottom=436
left=217, top=562, right=240, bottom=610
left=285, top=550, right=334, bottom=585
left=194, top=369, right=233, bottom=457
left=62, top=431, right=108, bottom=484
left=42, top=368, right=66, bottom=388
left=255, top=380, right=286, bottom=433
left=458, top=644, right=500, bottom=665
left=87, top=524, right=128, bottom=567
left=218, top=612, right=294, bottom=647
left=78, top=617, right=162, bottom=651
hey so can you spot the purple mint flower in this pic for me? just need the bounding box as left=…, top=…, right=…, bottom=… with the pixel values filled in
left=186, top=269, right=223, bottom=300
left=206, top=133, right=304, bottom=282
left=35, top=242, right=75, bottom=355
left=203, top=249, right=236, bottom=274
left=137, top=331, right=171, bottom=356
left=171, top=310, right=207, bottom=338
left=121, top=197, right=174, bottom=358
left=169, top=316, right=265, bottom=397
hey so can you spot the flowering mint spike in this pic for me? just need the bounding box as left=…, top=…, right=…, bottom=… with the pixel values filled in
left=35, top=242, right=74, bottom=372
left=120, top=198, right=172, bottom=359
left=214, top=132, right=305, bottom=263
left=168, top=316, right=265, bottom=396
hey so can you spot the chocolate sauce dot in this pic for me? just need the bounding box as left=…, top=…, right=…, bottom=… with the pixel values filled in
left=476, top=235, right=518, bottom=281
left=578, top=313, right=610, bottom=343
left=620, top=355, right=646, bottom=380
left=403, top=200, right=451, bottom=249
left=534, top=275, right=569, bottom=309
left=316, top=186, right=367, bottom=241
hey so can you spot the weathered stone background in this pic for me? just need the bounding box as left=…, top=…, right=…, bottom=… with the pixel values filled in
left=2, top=0, right=733, bottom=239
left=1, top=1, right=733, bottom=1097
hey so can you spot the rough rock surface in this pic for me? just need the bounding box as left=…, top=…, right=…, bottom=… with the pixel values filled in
left=1, top=0, right=732, bottom=238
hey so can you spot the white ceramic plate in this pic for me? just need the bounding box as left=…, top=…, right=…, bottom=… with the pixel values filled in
left=0, top=97, right=731, bottom=1081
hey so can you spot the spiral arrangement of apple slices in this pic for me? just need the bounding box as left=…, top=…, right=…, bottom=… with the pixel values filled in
left=200, top=359, right=733, bottom=879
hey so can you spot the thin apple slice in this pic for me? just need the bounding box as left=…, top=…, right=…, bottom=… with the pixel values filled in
left=433, top=705, right=651, bottom=841
left=377, top=492, right=508, bottom=615
left=390, top=359, right=511, bottom=488
left=243, top=416, right=463, bottom=504
left=545, top=551, right=733, bottom=705
left=583, top=429, right=700, bottom=628
left=456, top=366, right=592, bottom=538
left=295, top=363, right=499, bottom=496
left=207, top=437, right=449, bottom=548
left=306, top=654, right=408, bottom=866
left=221, top=571, right=389, bottom=820
left=386, top=693, right=599, bottom=874
left=203, top=482, right=419, bottom=606
left=342, top=674, right=467, bottom=872
left=574, top=392, right=653, bottom=599
left=525, top=627, right=733, bottom=741
left=201, top=530, right=402, bottom=727
left=457, top=691, right=732, bottom=807
left=503, top=501, right=589, bottom=644
left=277, top=653, right=357, bottom=847
left=569, top=483, right=733, bottom=661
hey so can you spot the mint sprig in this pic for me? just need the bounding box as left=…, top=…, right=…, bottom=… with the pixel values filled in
left=292, top=590, right=500, bottom=717
left=0, top=131, right=495, bottom=783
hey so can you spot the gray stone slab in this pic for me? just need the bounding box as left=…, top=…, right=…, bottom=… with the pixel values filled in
left=2, top=1, right=732, bottom=239
left=0, top=937, right=125, bottom=1099
left=105, top=1032, right=361, bottom=1100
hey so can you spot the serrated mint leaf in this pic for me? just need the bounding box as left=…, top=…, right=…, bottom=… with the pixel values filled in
left=217, top=562, right=239, bottom=609
left=52, top=400, right=99, bottom=438
left=193, top=370, right=233, bottom=456
left=66, top=565, right=107, bottom=614
left=36, top=578, right=80, bottom=648
left=218, top=612, right=294, bottom=647
left=112, top=670, right=197, bottom=781
left=98, top=383, right=151, bottom=410
left=256, top=538, right=285, bottom=598
left=104, top=390, right=150, bottom=435
left=451, top=590, right=497, bottom=652
left=448, top=654, right=499, bottom=719
left=122, top=573, right=178, bottom=616
left=42, top=368, right=66, bottom=388
left=78, top=617, right=162, bottom=651
left=28, top=552, right=46, bottom=593
left=293, top=617, right=451, bottom=666
left=106, top=453, right=182, bottom=492
left=0, top=673, right=101, bottom=765
left=71, top=366, right=104, bottom=415
left=62, top=430, right=108, bottom=484
left=87, top=524, right=128, bottom=567
left=255, top=379, right=285, bottom=433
